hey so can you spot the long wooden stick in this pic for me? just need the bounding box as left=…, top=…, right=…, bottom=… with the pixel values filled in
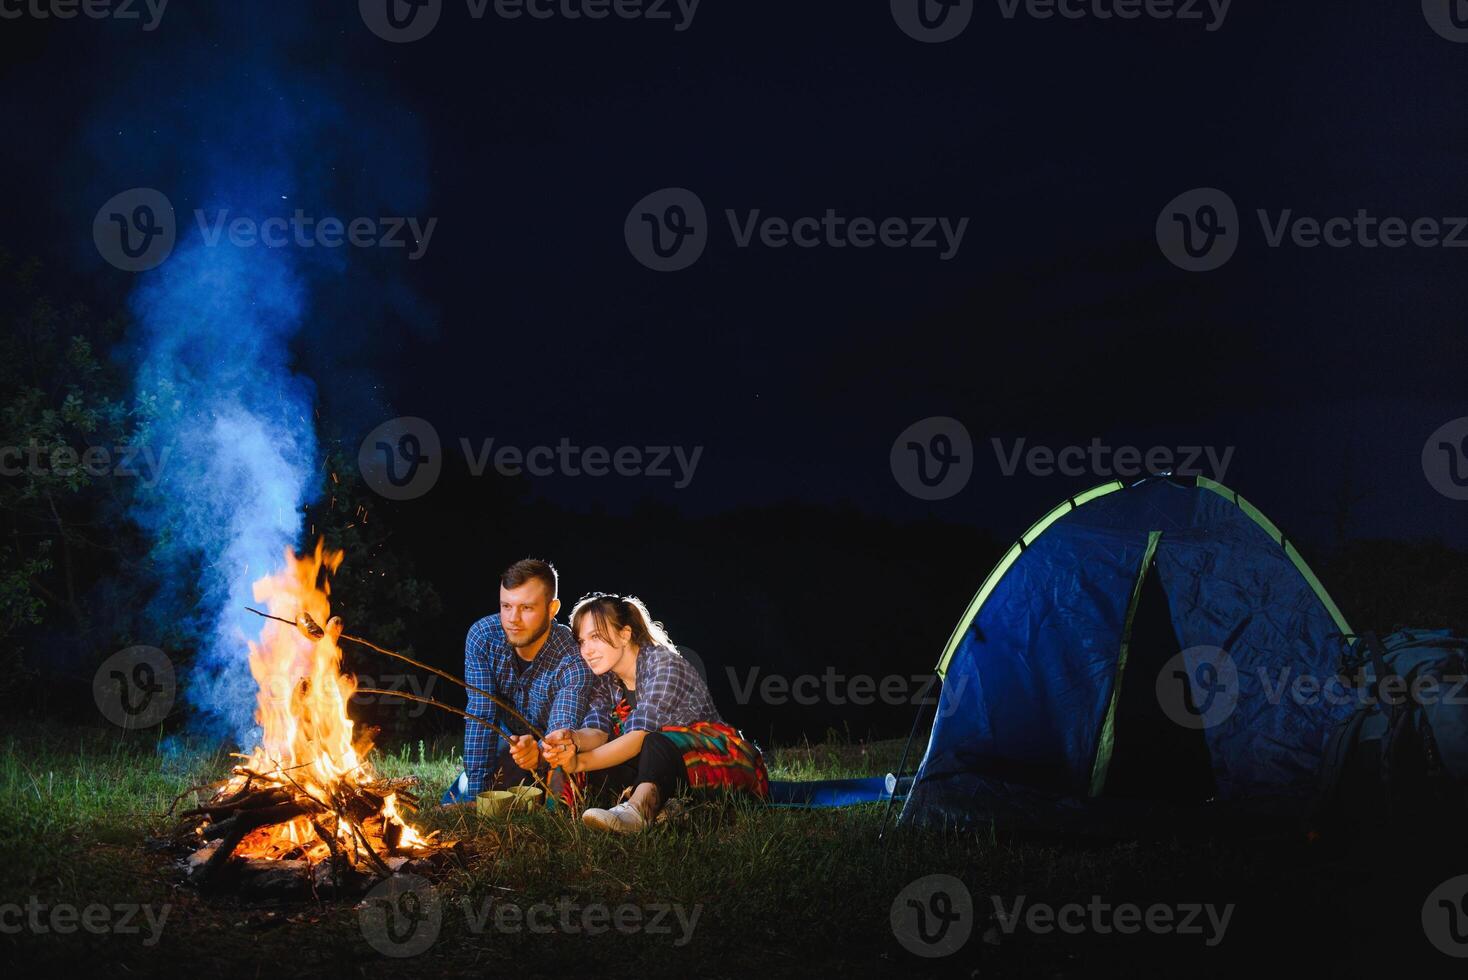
left=244, top=606, right=546, bottom=741
left=357, top=687, right=569, bottom=809
left=356, top=687, right=518, bottom=743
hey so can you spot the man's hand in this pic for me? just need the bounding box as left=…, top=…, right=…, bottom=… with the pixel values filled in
left=541, top=728, right=577, bottom=771
left=507, top=734, right=541, bottom=771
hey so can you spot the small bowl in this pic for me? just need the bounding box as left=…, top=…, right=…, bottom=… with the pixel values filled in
left=476, top=790, right=515, bottom=817
left=508, top=786, right=544, bottom=811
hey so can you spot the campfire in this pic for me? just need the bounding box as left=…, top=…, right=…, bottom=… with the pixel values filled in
left=169, top=541, right=452, bottom=894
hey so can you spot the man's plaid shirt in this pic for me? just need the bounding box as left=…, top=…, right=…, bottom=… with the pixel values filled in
left=582, top=644, right=722, bottom=734
left=463, top=614, right=591, bottom=796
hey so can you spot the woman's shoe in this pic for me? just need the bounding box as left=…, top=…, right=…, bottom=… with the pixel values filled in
left=581, top=801, right=647, bottom=834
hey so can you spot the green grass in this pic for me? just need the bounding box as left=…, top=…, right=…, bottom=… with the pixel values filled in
left=0, top=724, right=1454, bottom=978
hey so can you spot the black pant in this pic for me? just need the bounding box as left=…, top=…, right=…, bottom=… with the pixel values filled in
left=585, top=732, right=688, bottom=804
left=488, top=748, right=538, bottom=789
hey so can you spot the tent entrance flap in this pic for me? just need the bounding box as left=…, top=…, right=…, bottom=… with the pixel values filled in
left=1088, top=530, right=1161, bottom=797
left=1092, top=548, right=1219, bottom=803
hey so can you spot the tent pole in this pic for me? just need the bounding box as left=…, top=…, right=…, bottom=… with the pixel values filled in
left=878, top=671, right=938, bottom=845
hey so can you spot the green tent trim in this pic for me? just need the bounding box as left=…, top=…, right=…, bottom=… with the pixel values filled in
left=933, top=476, right=1352, bottom=680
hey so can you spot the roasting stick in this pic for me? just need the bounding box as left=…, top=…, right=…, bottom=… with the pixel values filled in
left=244, top=606, right=546, bottom=741
left=356, top=687, right=575, bottom=810
left=354, top=687, right=517, bottom=743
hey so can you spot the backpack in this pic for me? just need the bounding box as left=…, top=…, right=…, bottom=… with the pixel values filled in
left=1317, top=629, right=1468, bottom=829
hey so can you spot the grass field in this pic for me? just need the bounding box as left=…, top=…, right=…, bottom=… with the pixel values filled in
left=0, top=724, right=1461, bottom=978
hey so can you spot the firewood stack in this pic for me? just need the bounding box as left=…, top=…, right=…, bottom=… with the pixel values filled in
left=168, top=765, right=456, bottom=895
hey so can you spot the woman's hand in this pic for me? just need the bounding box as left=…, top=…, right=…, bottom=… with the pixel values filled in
left=540, top=728, right=578, bottom=771
left=507, top=734, right=540, bottom=771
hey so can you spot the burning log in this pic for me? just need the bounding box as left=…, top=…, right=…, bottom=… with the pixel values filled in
left=169, top=542, right=456, bottom=896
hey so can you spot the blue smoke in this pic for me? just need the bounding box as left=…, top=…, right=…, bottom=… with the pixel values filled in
left=91, top=5, right=433, bottom=743
left=129, top=236, right=318, bottom=741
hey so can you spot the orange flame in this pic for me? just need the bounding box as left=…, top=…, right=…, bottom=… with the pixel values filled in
left=224, top=540, right=430, bottom=860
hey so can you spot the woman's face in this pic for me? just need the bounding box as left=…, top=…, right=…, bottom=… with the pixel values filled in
left=575, top=614, right=633, bottom=676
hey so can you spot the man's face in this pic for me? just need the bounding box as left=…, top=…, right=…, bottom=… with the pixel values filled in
left=499, top=579, right=558, bottom=651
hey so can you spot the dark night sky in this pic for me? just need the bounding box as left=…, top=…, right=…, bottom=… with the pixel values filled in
left=3, top=2, right=1466, bottom=720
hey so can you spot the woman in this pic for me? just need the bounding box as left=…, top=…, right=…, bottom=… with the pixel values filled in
left=530, top=592, right=768, bottom=833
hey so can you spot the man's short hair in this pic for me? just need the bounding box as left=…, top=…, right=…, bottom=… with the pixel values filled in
left=501, top=558, right=558, bottom=601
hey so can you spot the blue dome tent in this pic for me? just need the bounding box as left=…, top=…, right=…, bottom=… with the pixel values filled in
left=897, top=475, right=1357, bottom=830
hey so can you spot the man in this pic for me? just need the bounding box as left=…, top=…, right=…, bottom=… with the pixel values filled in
left=460, top=558, right=591, bottom=799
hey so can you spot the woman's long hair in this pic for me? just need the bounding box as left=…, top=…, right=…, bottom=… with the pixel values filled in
left=569, top=593, right=674, bottom=651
